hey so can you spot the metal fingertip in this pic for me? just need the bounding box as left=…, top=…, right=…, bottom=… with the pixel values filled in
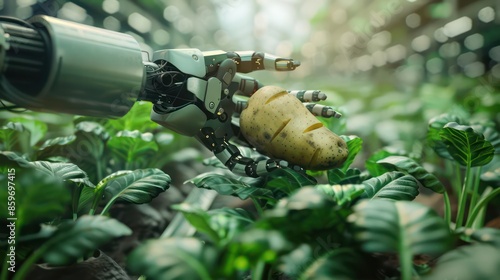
left=317, top=91, right=327, bottom=100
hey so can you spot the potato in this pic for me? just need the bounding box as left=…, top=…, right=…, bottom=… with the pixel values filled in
left=240, top=85, right=348, bottom=170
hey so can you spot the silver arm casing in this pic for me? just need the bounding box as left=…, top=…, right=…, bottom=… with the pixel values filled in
left=0, top=15, right=145, bottom=117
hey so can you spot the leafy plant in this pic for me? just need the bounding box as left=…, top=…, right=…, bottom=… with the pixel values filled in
left=348, top=199, right=451, bottom=280
left=428, top=115, right=497, bottom=230
left=2, top=81, right=499, bottom=280
left=125, top=103, right=500, bottom=280
left=0, top=153, right=171, bottom=279
left=127, top=123, right=453, bottom=280
left=1, top=102, right=196, bottom=183
left=13, top=215, right=132, bottom=280
left=0, top=110, right=173, bottom=280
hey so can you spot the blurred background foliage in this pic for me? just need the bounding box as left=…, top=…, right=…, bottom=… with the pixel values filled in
left=0, top=0, right=499, bottom=163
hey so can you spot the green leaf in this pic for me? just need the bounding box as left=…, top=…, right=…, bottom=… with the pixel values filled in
left=8, top=117, right=47, bottom=146
left=0, top=154, right=90, bottom=186
left=75, top=120, right=109, bottom=139
left=77, top=185, right=96, bottom=215
left=223, top=229, right=292, bottom=273
left=127, top=237, right=218, bottom=280
left=425, top=244, right=500, bottom=280
left=361, top=171, right=420, bottom=201
left=103, top=101, right=158, bottom=134
left=0, top=122, right=31, bottom=154
left=299, top=248, right=363, bottom=280
left=103, top=168, right=170, bottom=205
left=172, top=204, right=254, bottom=246
left=17, top=224, right=57, bottom=243
left=258, top=187, right=349, bottom=243
left=366, top=151, right=392, bottom=177
left=377, top=156, right=445, bottom=193
left=29, top=161, right=93, bottom=187
left=315, top=184, right=365, bottom=206
left=339, top=135, right=362, bottom=172
left=428, top=114, right=467, bottom=160
left=41, top=215, right=131, bottom=266
left=365, top=148, right=404, bottom=177
left=264, top=168, right=317, bottom=194
left=171, top=203, right=222, bottom=245
left=22, top=161, right=93, bottom=218
left=269, top=167, right=317, bottom=186
left=349, top=200, right=451, bottom=255
left=0, top=151, right=31, bottom=169
left=32, top=161, right=94, bottom=219
left=278, top=244, right=314, bottom=278
left=202, top=155, right=226, bottom=169
left=462, top=227, right=500, bottom=246
left=187, top=172, right=275, bottom=202
left=37, top=121, right=109, bottom=182
left=327, top=168, right=362, bottom=185
left=471, top=124, right=500, bottom=155
left=0, top=168, right=70, bottom=231
left=206, top=207, right=254, bottom=245
left=107, top=130, right=159, bottom=169
left=91, top=170, right=134, bottom=211
left=38, top=135, right=76, bottom=152
left=440, top=122, right=494, bottom=167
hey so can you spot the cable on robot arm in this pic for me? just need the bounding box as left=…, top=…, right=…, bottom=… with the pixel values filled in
left=139, top=59, right=200, bottom=114
left=198, top=127, right=303, bottom=178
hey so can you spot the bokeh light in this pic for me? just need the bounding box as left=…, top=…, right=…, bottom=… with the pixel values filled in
left=0, top=0, right=499, bottom=88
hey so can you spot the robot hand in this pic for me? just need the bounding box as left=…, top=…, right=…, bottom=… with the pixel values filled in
left=141, top=49, right=341, bottom=177
left=0, top=15, right=341, bottom=178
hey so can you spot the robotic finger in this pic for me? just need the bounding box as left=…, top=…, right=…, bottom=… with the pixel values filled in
left=231, top=51, right=300, bottom=72
left=304, top=103, right=342, bottom=118
left=233, top=99, right=341, bottom=118
left=287, top=90, right=326, bottom=102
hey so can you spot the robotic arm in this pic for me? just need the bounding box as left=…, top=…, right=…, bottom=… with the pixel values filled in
left=0, top=15, right=144, bottom=117
left=0, top=15, right=340, bottom=178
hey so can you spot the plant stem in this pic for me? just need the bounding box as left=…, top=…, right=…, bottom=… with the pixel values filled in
left=447, top=161, right=462, bottom=195
left=12, top=243, right=50, bottom=280
left=399, top=246, right=413, bottom=280
left=96, top=159, right=103, bottom=182
left=100, top=197, right=118, bottom=216
left=251, top=197, right=264, bottom=217
left=412, top=266, right=421, bottom=280
left=252, top=261, right=266, bottom=280
left=443, top=191, right=452, bottom=230
left=465, top=187, right=500, bottom=228
left=455, top=162, right=471, bottom=229
left=89, top=178, right=111, bottom=215
left=72, top=184, right=83, bottom=221
left=0, top=256, right=9, bottom=280
left=467, top=167, right=482, bottom=219
left=398, top=204, right=412, bottom=280
left=472, top=202, right=487, bottom=229
left=89, top=182, right=107, bottom=215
